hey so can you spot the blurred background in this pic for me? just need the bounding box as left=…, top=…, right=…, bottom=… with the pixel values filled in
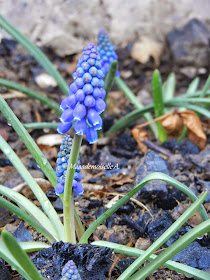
left=1, top=0, right=210, bottom=57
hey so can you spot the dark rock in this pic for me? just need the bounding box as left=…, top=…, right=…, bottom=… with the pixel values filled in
left=115, top=133, right=137, bottom=151
left=109, top=147, right=137, bottom=159
left=172, top=241, right=210, bottom=272
left=0, top=259, right=12, bottom=280
left=13, top=221, right=33, bottom=242
left=162, top=140, right=199, bottom=156
left=117, top=201, right=135, bottom=215
left=94, top=207, right=106, bottom=219
left=102, top=116, right=114, bottom=132
left=196, top=180, right=210, bottom=203
left=106, top=215, right=118, bottom=228
left=147, top=212, right=184, bottom=247
left=46, top=189, right=57, bottom=201
left=0, top=158, right=12, bottom=167
left=136, top=211, right=152, bottom=233
left=134, top=151, right=168, bottom=201
left=119, top=214, right=143, bottom=236
left=81, top=208, right=90, bottom=214
left=53, top=197, right=63, bottom=211
left=0, top=206, right=14, bottom=227
left=167, top=19, right=210, bottom=67
left=0, top=39, right=17, bottom=56
left=31, top=242, right=112, bottom=280
left=88, top=199, right=103, bottom=209
left=115, top=258, right=135, bottom=275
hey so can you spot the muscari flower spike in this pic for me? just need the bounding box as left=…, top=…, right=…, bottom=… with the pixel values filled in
left=57, top=43, right=106, bottom=144
left=55, top=135, right=83, bottom=195
left=61, top=260, right=81, bottom=280
left=97, top=29, right=120, bottom=77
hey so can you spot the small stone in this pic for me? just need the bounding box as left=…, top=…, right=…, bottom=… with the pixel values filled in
left=35, top=73, right=57, bottom=88
left=135, top=237, right=152, bottom=250
left=180, top=66, right=197, bottom=79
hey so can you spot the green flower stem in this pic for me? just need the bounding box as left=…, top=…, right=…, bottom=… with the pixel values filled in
left=117, top=192, right=207, bottom=280
left=24, top=122, right=59, bottom=130
left=130, top=219, right=210, bottom=280
left=115, top=76, right=158, bottom=139
left=92, top=241, right=210, bottom=280
left=0, top=95, right=84, bottom=237
left=152, top=70, right=167, bottom=142
left=63, top=134, right=83, bottom=243
left=2, top=231, right=45, bottom=280
left=79, top=172, right=208, bottom=244
left=0, top=15, right=69, bottom=96
left=0, top=79, right=62, bottom=114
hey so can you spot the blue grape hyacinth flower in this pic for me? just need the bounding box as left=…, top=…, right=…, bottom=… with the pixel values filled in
left=55, top=135, right=83, bottom=195
left=61, top=260, right=81, bottom=280
left=97, top=29, right=119, bottom=77
left=57, top=43, right=106, bottom=144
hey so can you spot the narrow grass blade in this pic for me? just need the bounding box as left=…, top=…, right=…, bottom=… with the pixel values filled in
left=0, top=184, right=58, bottom=241
left=130, top=219, right=210, bottom=280
left=115, top=77, right=158, bottom=139
left=106, top=104, right=154, bottom=135
left=0, top=94, right=57, bottom=187
left=169, top=97, right=210, bottom=104
left=0, top=136, right=64, bottom=240
left=79, top=172, right=208, bottom=244
left=104, top=60, right=118, bottom=100
left=0, top=241, right=32, bottom=280
left=0, top=15, right=69, bottom=96
left=0, top=196, right=55, bottom=243
left=186, top=77, right=200, bottom=95
left=24, top=122, right=59, bottom=130
left=2, top=231, right=45, bottom=280
left=92, top=241, right=210, bottom=280
left=117, top=192, right=207, bottom=280
left=20, top=242, right=50, bottom=252
left=162, top=73, right=176, bottom=102
left=0, top=79, right=62, bottom=114
left=200, top=75, right=210, bottom=98
left=152, top=70, right=167, bottom=142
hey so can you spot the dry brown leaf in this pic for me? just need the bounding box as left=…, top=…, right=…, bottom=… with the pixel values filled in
left=131, top=127, right=148, bottom=153
left=188, top=211, right=202, bottom=227
left=160, top=112, right=184, bottom=137
left=108, top=173, right=134, bottom=188
left=179, top=110, right=207, bottom=149
left=131, top=37, right=163, bottom=65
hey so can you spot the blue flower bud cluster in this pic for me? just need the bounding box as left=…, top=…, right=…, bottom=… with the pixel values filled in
left=61, top=260, right=81, bottom=280
left=57, top=43, right=106, bottom=144
left=55, top=135, right=83, bottom=195
left=97, top=29, right=119, bottom=77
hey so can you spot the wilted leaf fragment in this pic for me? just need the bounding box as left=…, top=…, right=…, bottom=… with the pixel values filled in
left=160, top=110, right=207, bottom=149
left=131, top=127, right=148, bottom=153
left=180, top=110, right=207, bottom=149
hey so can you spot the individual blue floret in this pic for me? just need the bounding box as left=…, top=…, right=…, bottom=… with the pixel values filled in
left=61, top=260, right=81, bottom=280
left=55, top=135, right=83, bottom=195
left=97, top=29, right=120, bottom=77
left=57, top=43, right=106, bottom=144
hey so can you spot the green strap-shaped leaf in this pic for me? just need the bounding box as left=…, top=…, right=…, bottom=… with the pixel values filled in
left=0, top=185, right=58, bottom=241
left=19, top=241, right=50, bottom=252
left=1, top=231, right=45, bottom=280
left=0, top=15, right=69, bottom=96
left=0, top=79, right=62, bottom=114
left=0, top=196, right=55, bottom=242
left=162, top=73, right=176, bottom=102
left=0, top=135, right=64, bottom=240
left=130, top=219, right=210, bottom=280
left=0, top=94, right=57, bottom=187
left=79, top=172, right=208, bottom=244
left=115, top=76, right=158, bottom=139
left=92, top=241, right=210, bottom=280
left=117, top=192, right=207, bottom=280
left=186, top=77, right=200, bottom=95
